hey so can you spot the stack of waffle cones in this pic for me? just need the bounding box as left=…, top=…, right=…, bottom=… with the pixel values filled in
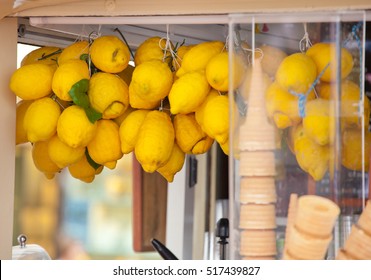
left=238, top=59, right=277, bottom=260
left=283, top=195, right=340, bottom=259
left=336, top=200, right=371, bottom=260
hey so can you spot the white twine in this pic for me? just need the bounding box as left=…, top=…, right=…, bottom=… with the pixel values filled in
left=159, top=24, right=180, bottom=70
left=299, top=23, right=312, bottom=52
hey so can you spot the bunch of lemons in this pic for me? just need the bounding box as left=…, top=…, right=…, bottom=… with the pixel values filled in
left=262, top=42, right=370, bottom=181
left=11, top=35, right=243, bottom=183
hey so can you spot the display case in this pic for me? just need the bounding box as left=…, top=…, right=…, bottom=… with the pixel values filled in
left=228, top=11, right=370, bottom=260
left=1, top=1, right=371, bottom=260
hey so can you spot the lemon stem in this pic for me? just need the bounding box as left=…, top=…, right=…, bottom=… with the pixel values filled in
left=37, top=49, right=62, bottom=61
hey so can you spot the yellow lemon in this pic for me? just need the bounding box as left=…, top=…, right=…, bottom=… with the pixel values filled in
left=194, top=88, right=219, bottom=128
left=21, top=46, right=61, bottom=67
left=57, top=105, right=97, bottom=148
left=306, top=42, right=353, bottom=82
left=58, top=40, right=89, bottom=65
left=192, top=136, right=214, bottom=155
left=206, top=51, right=246, bottom=92
left=23, top=97, right=61, bottom=143
left=169, top=70, right=210, bottom=114
left=303, top=98, right=335, bottom=146
left=293, top=123, right=329, bottom=181
left=219, top=138, right=229, bottom=156
left=129, top=60, right=173, bottom=103
left=48, top=134, right=85, bottom=168
left=9, top=64, right=55, bottom=100
left=173, top=44, right=194, bottom=70
left=157, top=143, right=185, bottom=182
left=88, top=72, right=130, bottom=119
left=340, top=80, right=370, bottom=129
left=87, top=119, right=123, bottom=169
left=265, top=82, right=315, bottom=129
left=135, top=110, right=175, bottom=173
left=174, top=113, right=213, bottom=154
left=342, top=127, right=371, bottom=171
left=16, top=100, right=33, bottom=145
left=176, top=41, right=225, bottom=76
left=315, top=82, right=332, bottom=100
left=129, top=90, right=161, bottom=109
left=52, top=59, right=90, bottom=101
left=258, top=44, right=287, bottom=77
left=68, top=153, right=104, bottom=183
left=90, top=35, right=131, bottom=73
left=32, top=139, right=61, bottom=179
left=202, top=94, right=229, bottom=144
left=117, top=64, right=135, bottom=86
left=134, top=36, right=173, bottom=66
left=119, top=109, right=150, bottom=154
left=275, top=52, right=317, bottom=94
left=113, top=106, right=135, bottom=126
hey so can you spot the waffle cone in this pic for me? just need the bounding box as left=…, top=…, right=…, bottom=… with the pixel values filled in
left=239, top=151, right=276, bottom=176
left=295, top=195, right=340, bottom=238
left=239, top=203, right=276, bottom=229
left=240, top=229, right=277, bottom=256
left=286, top=226, right=332, bottom=260
left=335, top=249, right=355, bottom=260
left=284, top=193, right=298, bottom=253
left=240, top=176, right=277, bottom=203
left=357, top=200, right=371, bottom=235
left=344, top=225, right=371, bottom=260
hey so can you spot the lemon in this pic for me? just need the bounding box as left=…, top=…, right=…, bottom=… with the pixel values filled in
left=52, top=59, right=90, bottom=101
left=306, top=42, right=353, bottom=82
left=117, top=64, right=135, bottom=86
left=265, top=82, right=314, bottom=129
left=174, top=113, right=213, bottom=154
left=135, top=110, right=175, bottom=173
left=32, top=139, right=61, bottom=179
left=129, top=90, right=161, bottom=109
left=114, top=106, right=135, bottom=126
left=57, top=105, right=97, bottom=148
left=192, top=136, right=214, bottom=155
left=293, top=123, right=329, bottom=181
left=202, top=94, right=229, bottom=144
left=58, top=40, right=89, bottom=65
left=315, top=82, right=332, bottom=100
left=48, top=134, right=85, bottom=168
left=275, top=52, right=317, bottom=94
left=23, top=97, right=61, bottom=143
left=129, top=60, right=173, bottom=103
left=342, top=127, right=371, bottom=171
left=169, top=70, right=210, bottom=114
left=258, top=44, right=287, bottom=77
left=88, top=72, right=129, bottom=119
left=176, top=41, right=225, bottom=76
left=9, top=64, right=55, bottom=100
left=21, top=46, right=61, bottom=67
left=303, top=98, right=334, bottom=146
left=68, top=153, right=104, bottom=183
left=119, top=109, right=150, bottom=154
left=219, top=139, right=229, bottom=156
left=194, top=88, right=219, bottom=128
left=134, top=36, right=173, bottom=66
left=90, top=35, right=131, bottom=73
left=173, top=44, right=194, bottom=70
left=205, top=51, right=246, bottom=92
left=340, top=80, right=370, bottom=129
left=87, top=119, right=123, bottom=169
left=16, top=100, right=33, bottom=144
left=157, top=143, right=185, bottom=182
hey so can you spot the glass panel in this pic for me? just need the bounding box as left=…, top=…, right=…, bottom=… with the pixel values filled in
left=228, top=11, right=367, bottom=260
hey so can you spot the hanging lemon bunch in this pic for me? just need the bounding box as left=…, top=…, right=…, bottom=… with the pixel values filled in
left=11, top=30, right=238, bottom=183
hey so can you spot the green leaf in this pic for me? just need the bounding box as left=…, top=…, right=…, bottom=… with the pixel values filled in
left=85, top=149, right=102, bottom=170
left=80, top=53, right=89, bottom=62
left=68, top=79, right=90, bottom=108
left=84, top=107, right=102, bottom=124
